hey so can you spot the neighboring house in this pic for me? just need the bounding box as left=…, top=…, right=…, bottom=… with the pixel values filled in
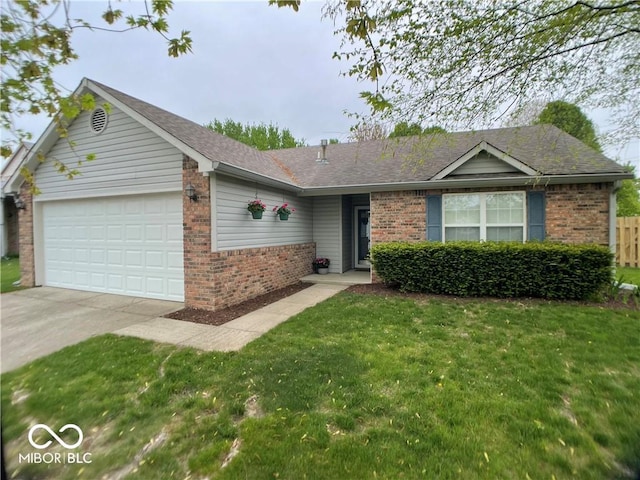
left=1, top=142, right=32, bottom=257
left=5, top=78, right=631, bottom=310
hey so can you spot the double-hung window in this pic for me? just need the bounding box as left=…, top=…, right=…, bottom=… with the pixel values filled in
left=443, top=192, right=525, bottom=242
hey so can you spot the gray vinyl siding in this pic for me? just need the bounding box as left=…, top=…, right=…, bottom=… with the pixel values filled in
left=341, top=196, right=353, bottom=272
left=450, top=153, right=519, bottom=176
left=215, top=174, right=312, bottom=251
left=34, top=98, right=182, bottom=200
left=313, top=196, right=342, bottom=273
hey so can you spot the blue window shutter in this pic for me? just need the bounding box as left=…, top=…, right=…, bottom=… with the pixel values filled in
left=426, top=194, right=442, bottom=241
left=528, top=191, right=545, bottom=241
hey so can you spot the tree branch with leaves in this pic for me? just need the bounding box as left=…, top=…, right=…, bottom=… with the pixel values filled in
left=275, top=0, right=639, bottom=144
left=0, top=0, right=192, bottom=158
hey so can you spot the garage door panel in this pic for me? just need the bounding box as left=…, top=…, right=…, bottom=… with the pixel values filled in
left=90, top=273, right=105, bottom=288
left=43, top=193, right=184, bottom=301
left=75, top=249, right=88, bottom=263
left=126, top=225, right=143, bottom=241
left=167, top=251, right=183, bottom=269
left=74, top=271, right=89, bottom=286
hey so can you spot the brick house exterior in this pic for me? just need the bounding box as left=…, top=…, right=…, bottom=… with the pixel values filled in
left=7, top=79, right=631, bottom=312
left=183, top=156, right=314, bottom=310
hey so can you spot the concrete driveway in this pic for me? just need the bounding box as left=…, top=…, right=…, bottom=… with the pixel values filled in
left=0, top=287, right=182, bottom=373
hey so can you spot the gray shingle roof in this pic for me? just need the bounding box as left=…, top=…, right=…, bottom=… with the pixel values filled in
left=270, top=125, right=627, bottom=187
left=89, top=80, right=627, bottom=189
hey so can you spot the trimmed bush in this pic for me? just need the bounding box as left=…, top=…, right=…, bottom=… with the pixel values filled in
left=371, top=241, right=613, bottom=300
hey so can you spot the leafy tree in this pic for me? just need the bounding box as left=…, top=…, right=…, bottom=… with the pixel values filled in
left=389, top=121, right=423, bottom=138
left=328, top=138, right=340, bottom=144
left=532, top=100, right=640, bottom=216
left=275, top=1, right=639, bottom=141
left=205, top=119, right=306, bottom=150
left=348, top=122, right=388, bottom=142
left=389, top=122, right=447, bottom=138
left=535, top=101, right=602, bottom=151
left=1, top=0, right=192, bottom=158
left=422, top=125, right=447, bottom=135
left=616, top=165, right=640, bottom=217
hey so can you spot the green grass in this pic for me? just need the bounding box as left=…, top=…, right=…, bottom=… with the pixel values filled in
left=1, top=256, right=23, bottom=293
left=616, top=265, right=640, bottom=286
left=2, top=293, right=639, bottom=479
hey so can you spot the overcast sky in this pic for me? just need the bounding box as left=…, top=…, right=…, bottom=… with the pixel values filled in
left=10, top=1, right=640, bottom=167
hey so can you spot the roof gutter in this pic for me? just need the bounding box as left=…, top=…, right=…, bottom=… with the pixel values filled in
left=297, top=172, right=634, bottom=196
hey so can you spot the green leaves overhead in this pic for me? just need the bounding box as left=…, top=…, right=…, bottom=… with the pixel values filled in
left=268, top=0, right=301, bottom=12
left=1, top=0, right=192, bottom=157
left=315, top=0, right=640, bottom=141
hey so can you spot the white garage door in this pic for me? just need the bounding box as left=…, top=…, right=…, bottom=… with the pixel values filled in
left=42, top=193, right=184, bottom=301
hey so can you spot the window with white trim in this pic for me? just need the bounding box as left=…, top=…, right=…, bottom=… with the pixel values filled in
left=443, top=192, right=525, bottom=242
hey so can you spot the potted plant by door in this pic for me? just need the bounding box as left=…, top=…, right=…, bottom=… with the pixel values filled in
left=247, top=199, right=266, bottom=219
left=313, top=257, right=330, bottom=274
left=273, top=203, right=295, bottom=221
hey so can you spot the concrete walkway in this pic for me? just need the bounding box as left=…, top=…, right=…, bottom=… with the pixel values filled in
left=113, top=283, right=348, bottom=351
left=1, top=284, right=347, bottom=373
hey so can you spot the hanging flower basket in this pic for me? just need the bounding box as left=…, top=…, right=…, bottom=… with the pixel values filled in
left=273, top=203, right=295, bottom=221
left=247, top=199, right=266, bottom=219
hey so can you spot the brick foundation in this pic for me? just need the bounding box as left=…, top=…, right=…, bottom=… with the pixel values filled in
left=18, top=185, right=35, bottom=287
left=182, top=156, right=315, bottom=310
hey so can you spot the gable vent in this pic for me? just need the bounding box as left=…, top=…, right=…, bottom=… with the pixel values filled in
left=89, top=107, right=108, bottom=134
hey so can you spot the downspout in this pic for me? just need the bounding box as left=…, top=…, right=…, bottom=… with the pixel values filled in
left=610, top=181, right=621, bottom=260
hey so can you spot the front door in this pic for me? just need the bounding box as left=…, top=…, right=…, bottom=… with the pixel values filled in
left=355, top=207, right=370, bottom=268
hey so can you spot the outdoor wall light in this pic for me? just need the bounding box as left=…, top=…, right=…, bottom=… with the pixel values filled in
left=14, top=196, right=26, bottom=210
left=185, top=183, right=198, bottom=202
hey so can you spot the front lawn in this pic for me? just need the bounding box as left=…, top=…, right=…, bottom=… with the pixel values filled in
left=0, top=256, right=22, bottom=293
left=2, top=293, right=639, bottom=479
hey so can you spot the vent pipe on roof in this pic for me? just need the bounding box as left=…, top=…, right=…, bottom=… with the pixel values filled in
left=317, top=139, right=329, bottom=164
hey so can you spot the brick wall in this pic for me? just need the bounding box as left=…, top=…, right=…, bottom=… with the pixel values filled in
left=182, top=156, right=315, bottom=311
left=370, top=191, right=426, bottom=245
left=545, top=183, right=610, bottom=246
left=18, top=185, right=35, bottom=287
left=208, top=243, right=316, bottom=310
left=368, top=183, right=613, bottom=281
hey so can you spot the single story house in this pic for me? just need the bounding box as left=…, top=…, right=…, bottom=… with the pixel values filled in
left=5, top=78, right=631, bottom=310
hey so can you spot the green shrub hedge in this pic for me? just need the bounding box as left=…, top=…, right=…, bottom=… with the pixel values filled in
left=371, top=241, right=613, bottom=300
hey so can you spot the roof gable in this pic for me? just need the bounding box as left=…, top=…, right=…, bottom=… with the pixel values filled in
left=432, top=141, right=538, bottom=180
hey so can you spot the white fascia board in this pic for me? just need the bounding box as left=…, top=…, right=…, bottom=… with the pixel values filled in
left=432, top=141, right=538, bottom=180
left=213, top=162, right=302, bottom=193
left=297, top=173, right=633, bottom=197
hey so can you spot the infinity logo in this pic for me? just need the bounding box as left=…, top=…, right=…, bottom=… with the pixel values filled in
left=28, top=424, right=83, bottom=450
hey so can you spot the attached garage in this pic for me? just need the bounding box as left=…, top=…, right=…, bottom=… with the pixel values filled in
left=41, top=193, right=184, bottom=301
left=16, top=83, right=188, bottom=302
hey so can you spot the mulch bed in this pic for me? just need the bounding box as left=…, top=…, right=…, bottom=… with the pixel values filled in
left=166, top=281, right=637, bottom=327
left=346, top=283, right=640, bottom=310
left=164, top=282, right=312, bottom=326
